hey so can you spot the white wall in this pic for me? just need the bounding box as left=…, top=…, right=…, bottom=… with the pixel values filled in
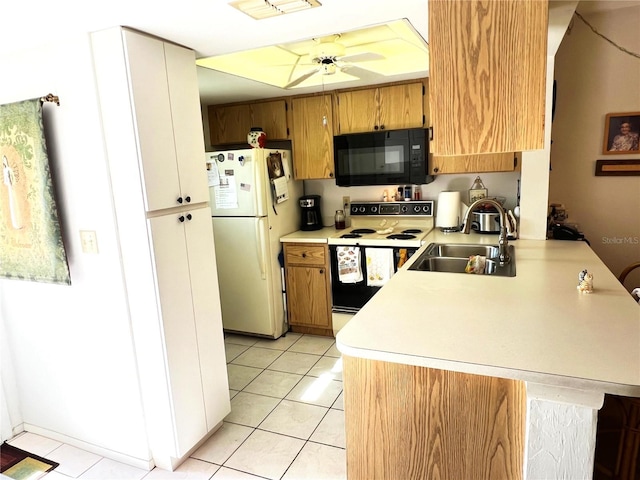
left=304, top=172, right=521, bottom=228
left=550, top=5, right=640, bottom=288
left=0, top=35, right=150, bottom=464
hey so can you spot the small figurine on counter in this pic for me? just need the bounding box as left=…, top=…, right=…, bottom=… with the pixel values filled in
left=577, top=269, right=594, bottom=294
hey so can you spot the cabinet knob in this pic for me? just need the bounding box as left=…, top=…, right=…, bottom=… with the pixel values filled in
left=185, top=196, right=191, bottom=203
left=302, top=253, right=307, bottom=258
left=329, top=172, right=334, bottom=178
left=433, top=167, right=440, bottom=173
left=177, top=197, right=183, bottom=204
left=380, top=125, right=385, bottom=130
left=319, top=269, right=324, bottom=274
left=178, top=215, right=185, bottom=222
left=374, top=125, right=379, bottom=130
left=186, top=213, right=192, bottom=221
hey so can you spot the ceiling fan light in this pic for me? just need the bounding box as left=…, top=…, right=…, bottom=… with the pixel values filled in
left=321, top=63, right=336, bottom=75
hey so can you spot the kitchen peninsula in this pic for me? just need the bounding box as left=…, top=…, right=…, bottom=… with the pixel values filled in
left=335, top=231, right=640, bottom=480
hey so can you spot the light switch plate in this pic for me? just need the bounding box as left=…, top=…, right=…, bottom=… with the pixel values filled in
left=80, top=230, right=99, bottom=254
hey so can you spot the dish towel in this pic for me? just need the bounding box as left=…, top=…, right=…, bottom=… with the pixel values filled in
left=337, top=246, right=363, bottom=283
left=365, top=248, right=395, bottom=287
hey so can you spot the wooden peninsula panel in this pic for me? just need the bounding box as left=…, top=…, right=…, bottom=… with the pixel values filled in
left=343, top=355, right=526, bottom=480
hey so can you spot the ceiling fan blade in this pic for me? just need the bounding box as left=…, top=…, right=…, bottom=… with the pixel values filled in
left=338, top=64, right=378, bottom=81
left=284, top=66, right=320, bottom=89
left=338, top=52, right=385, bottom=63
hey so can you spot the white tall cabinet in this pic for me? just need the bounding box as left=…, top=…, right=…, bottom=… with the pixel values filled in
left=91, top=27, right=229, bottom=470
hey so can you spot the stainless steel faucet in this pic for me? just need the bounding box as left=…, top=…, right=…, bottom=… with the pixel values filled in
left=462, top=198, right=510, bottom=264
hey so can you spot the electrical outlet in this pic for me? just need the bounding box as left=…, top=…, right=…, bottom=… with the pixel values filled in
left=342, top=196, right=350, bottom=212
left=80, top=230, right=99, bottom=254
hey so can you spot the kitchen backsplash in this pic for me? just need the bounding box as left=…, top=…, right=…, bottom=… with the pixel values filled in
left=304, top=172, right=521, bottom=228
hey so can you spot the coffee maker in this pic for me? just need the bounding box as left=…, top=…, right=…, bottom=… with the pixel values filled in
left=299, top=195, right=322, bottom=231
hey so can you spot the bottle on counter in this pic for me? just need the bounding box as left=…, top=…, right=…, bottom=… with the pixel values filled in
left=413, top=185, right=421, bottom=200
left=334, top=210, right=346, bottom=230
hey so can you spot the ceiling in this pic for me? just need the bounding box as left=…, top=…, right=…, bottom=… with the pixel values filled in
left=196, top=19, right=429, bottom=93
left=1, top=0, right=637, bottom=107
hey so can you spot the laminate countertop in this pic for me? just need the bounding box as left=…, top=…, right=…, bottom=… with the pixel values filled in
left=280, top=227, right=335, bottom=243
left=336, top=231, right=640, bottom=396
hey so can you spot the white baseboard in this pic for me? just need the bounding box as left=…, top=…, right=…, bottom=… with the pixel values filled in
left=21, top=424, right=154, bottom=471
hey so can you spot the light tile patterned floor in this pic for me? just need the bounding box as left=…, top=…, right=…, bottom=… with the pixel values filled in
left=5, top=333, right=346, bottom=480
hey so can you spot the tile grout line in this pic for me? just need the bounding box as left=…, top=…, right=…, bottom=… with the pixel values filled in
left=220, top=333, right=342, bottom=478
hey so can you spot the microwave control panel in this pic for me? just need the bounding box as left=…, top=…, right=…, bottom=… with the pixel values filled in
left=350, top=201, right=433, bottom=217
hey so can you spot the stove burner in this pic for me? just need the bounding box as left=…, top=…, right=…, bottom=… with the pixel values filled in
left=340, top=234, right=362, bottom=239
left=351, top=228, right=376, bottom=234
left=402, top=229, right=423, bottom=234
left=387, top=234, right=417, bottom=240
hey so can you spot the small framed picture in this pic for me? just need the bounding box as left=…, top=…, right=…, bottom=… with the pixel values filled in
left=603, top=112, right=640, bottom=154
left=267, top=153, right=284, bottom=180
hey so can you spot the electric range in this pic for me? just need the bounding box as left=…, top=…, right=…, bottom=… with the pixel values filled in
left=327, top=200, right=435, bottom=248
left=328, top=200, right=434, bottom=334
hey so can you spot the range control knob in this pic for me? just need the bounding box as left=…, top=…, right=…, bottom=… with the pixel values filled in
left=359, top=206, right=366, bottom=213
left=413, top=205, right=421, bottom=213
left=371, top=206, right=378, bottom=213
left=401, top=205, right=409, bottom=213
left=423, top=205, right=431, bottom=213
left=351, top=206, right=358, bottom=214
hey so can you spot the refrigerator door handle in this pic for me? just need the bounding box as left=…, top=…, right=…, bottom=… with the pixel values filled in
left=256, top=217, right=267, bottom=280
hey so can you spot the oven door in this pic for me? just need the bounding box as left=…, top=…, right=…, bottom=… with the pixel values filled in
left=329, top=245, right=417, bottom=313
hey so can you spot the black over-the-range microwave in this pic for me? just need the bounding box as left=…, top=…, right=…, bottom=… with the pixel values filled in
left=333, top=128, right=433, bottom=186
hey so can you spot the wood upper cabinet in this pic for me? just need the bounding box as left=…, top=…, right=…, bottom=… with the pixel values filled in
left=335, top=82, right=425, bottom=134
left=430, top=152, right=520, bottom=175
left=284, top=243, right=332, bottom=336
left=290, top=95, right=335, bottom=180
left=428, top=0, right=548, bottom=155
left=208, top=99, right=288, bottom=145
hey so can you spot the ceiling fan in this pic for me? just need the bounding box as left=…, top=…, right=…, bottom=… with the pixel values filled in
left=284, top=35, right=384, bottom=89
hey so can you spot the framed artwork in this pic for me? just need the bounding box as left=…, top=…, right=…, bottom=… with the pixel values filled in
left=267, top=152, right=284, bottom=180
left=0, top=97, right=71, bottom=285
left=602, top=112, right=640, bottom=154
left=595, top=159, right=640, bottom=176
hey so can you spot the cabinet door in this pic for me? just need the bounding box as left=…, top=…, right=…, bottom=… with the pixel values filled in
left=286, top=265, right=331, bottom=329
left=335, top=89, right=379, bottom=134
left=124, top=30, right=180, bottom=212
left=430, top=152, right=517, bottom=174
left=251, top=100, right=288, bottom=139
left=378, top=83, right=424, bottom=131
left=208, top=104, right=252, bottom=145
left=148, top=212, right=208, bottom=456
left=429, top=0, right=548, bottom=155
left=290, top=96, right=335, bottom=179
left=165, top=43, right=209, bottom=207
left=182, top=207, right=230, bottom=431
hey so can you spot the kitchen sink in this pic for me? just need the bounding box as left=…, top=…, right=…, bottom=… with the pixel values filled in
left=408, top=243, right=516, bottom=277
left=424, top=243, right=500, bottom=259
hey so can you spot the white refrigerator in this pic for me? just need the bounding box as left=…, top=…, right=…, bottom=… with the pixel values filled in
left=206, top=148, right=303, bottom=338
